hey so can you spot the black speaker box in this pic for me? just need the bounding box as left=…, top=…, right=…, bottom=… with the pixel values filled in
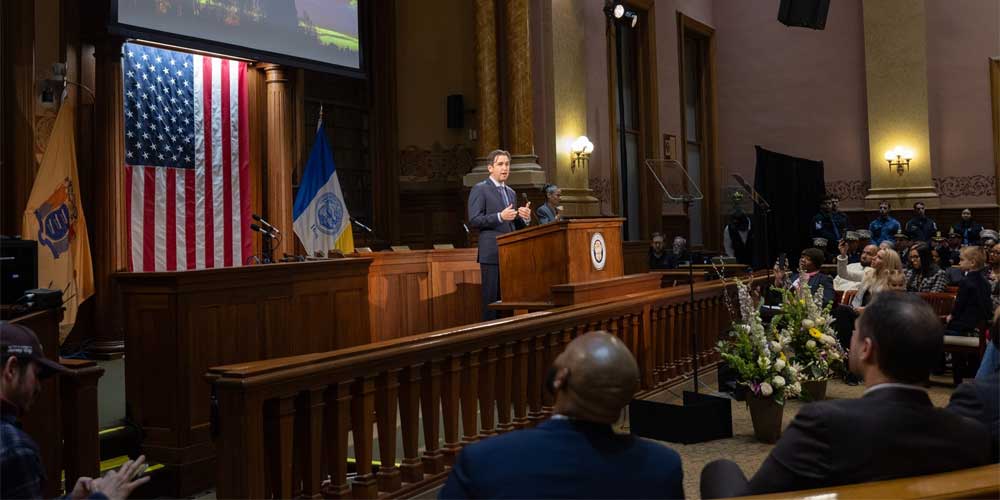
left=447, top=94, right=464, bottom=129
left=778, top=0, right=830, bottom=30
left=0, top=238, right=38, bottom=305
left=629, top=391, right=733, bottom=444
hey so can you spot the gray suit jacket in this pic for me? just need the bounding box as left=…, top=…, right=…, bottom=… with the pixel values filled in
left=467, top=179, right=527, bottom=264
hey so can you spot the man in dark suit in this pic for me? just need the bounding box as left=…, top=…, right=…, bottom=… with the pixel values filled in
left=771, top=247, right=835, bottom=306
left=467, top=149, right=531, bottom=321
left=701, top=292, right=991, bottom=498
left=440, top=331, right=685, bottom=499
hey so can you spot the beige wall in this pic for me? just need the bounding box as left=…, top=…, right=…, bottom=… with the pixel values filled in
left=395, top=0, right=477, bottom=150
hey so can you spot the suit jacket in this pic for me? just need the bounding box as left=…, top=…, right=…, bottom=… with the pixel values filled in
left=467, top=179, right=528, bottom=264
left=439, top=418, right=685, bottom=499
left=536, top=203, right=558, bottom=224
left=948, top=369, right=1000, bottom=462
left=771, top=272, right=835, bottom=307
left=741, top=387, right=991, bottom=495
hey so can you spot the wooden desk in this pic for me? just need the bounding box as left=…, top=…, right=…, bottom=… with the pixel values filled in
left=116, top=258, right=372, bottom=496
left=367, top=249, right=481, bottom=341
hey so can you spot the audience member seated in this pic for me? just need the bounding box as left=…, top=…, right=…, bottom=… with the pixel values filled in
left=536, top=184, right=562, bottom=225
left=887, top=270, right=908, bottom=292
left=834, top=241, right=878, bottom=292
left=905, top=242, right=948, bottom=293
left=857, top=229, right=872, bottom=250
left=879, top=240, right=895, bottom=251
left=945, top=246, right=993, bottom=338
left=667, top=236, right=690, bottom=268
left=811, top=237, right=830, bottom=263
left=772, top=248, right=834, bottom=306
left=988, top=244, right=1000, bottom=309
left=948, top=312, right=999, bottom=462
left=439, top=331, right=684, bottom=499
left=843, top=230, right=861, bottom=263
left=952, top=208, right=984, bottom=246
left=832, top=247, right=902, bottom=350
left=0, top=322, right=150, bottom=500
left=648, top=233, right=671, bottom=270
left=868, top=200, right=900, bottom=246
left=981, top=229, right=999, bottom=249
left=904, top=201, right=938, bottom=243
left=700, top=293, right=992, bottom=498
left=895, top=231, right=913, bottom=266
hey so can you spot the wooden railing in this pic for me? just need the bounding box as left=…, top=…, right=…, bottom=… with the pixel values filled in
left=737, top=464, right=1000, bottom=499
left=208, top=274, right=767, bottom=499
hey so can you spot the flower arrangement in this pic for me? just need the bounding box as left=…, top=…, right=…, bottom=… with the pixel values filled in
left=718, top=281, right=801, bottom=404
left=769, top=283, right=846, bottom=382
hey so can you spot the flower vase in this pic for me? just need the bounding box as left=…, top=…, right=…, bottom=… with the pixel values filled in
left=802, top=379, right=828, bottom=401
left=747, top=393, right=784, bottom=443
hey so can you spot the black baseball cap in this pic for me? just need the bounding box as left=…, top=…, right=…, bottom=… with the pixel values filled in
left=0, top=322, right=68, bottom=378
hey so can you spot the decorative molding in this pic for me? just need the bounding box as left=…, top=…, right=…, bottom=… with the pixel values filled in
left=933, top=175, right=996, bottom=198
left=825, top=176, right=996, bottom=200
left=399, top=143, right=474, bottom=184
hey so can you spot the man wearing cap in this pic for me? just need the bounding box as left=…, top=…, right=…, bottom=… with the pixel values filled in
left=981, top=229, right=999, bottom=248
left=869, top=201, right=901, bottom=246
left=844, top=231, right=861, bottom=264
left=1, top=322, right=149, bottom=499
left=895, top=231, right=913, bottom=268
left=951, top=209, right=983, bottom=246
left=905, top=202, right=938, bottom=243
left=857, top=229, right=873, bottom=250
left=812, top=237, right=831, bottom=264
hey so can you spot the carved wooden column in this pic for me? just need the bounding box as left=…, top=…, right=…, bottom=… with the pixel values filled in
left=263, top=64, right=295, bottom=256
left=90, top=36, right=128, bottom=357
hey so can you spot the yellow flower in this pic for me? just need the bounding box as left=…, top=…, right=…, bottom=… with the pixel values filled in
left=809, top=328, right=823, bottom=339
left=799, top=299, right=806, bottom=305
left=780, top=351, right=787, bottom=361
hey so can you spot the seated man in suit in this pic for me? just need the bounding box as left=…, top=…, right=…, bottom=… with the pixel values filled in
left=701, top=292, right=991, bottom=498
left=772, top=247, right=835, bottom=306
left=440, top=331, right=684, bottom=499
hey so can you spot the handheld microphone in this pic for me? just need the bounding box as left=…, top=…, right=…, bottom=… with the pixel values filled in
left=521, top=193, right=529, bottom=205
left=252, top=213, right=280, bottom=234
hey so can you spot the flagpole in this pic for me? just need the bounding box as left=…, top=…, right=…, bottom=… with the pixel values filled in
left=317, top=104, right=323, bottom=132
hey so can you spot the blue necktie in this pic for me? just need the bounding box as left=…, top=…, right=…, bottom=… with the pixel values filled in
left=499, top=185, right=509, bottom=206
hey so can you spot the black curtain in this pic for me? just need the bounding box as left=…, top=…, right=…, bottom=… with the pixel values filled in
left=751, top=146, right=825, bottom=269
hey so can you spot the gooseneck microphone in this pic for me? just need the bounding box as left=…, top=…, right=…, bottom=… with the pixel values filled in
left=351, top=217, right=374, bottom=233
left=252, top=213, right=280, bottom=234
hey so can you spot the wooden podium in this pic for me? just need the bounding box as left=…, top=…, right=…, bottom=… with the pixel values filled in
left=496, top=217, right=625, bottom=308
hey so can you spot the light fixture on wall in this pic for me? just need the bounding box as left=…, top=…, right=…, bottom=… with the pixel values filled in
left=607, top=2, right=639, bottom=27
left=571, top=136, right=594, bottom=172
left=884, top=146, right=914, bottom=176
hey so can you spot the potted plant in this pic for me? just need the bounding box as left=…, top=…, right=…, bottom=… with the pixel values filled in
left=770, top=284, right=846, bottom=401
left=719, top=282, right=801, bottom=443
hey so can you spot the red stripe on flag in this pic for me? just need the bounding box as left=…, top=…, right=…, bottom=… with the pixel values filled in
left=165, top=168, right=177, bottom=271
left=203, top=56, right=215, bottom=268
left=143, top=167, right=156, bottom=272
left=238, top=62, right=251, bottom=264
left=125, top=164, right=134, bottom=272
left=185, top=169, right=196, bottom=269
left=221, top=60, right=233, bottom=267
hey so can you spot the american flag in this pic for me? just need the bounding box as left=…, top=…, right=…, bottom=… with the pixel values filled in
left=123, top=42, right=251, bottom=272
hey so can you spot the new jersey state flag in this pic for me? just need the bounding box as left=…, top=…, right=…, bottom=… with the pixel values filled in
left=293, top=121, right=354, bottom=255
left=22, top=97, right=95, bottom=341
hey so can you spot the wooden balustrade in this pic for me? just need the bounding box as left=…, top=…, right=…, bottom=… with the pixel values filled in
left=208, top=274, right=768, bottom=499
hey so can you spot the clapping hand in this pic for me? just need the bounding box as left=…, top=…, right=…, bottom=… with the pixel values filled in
left=500, top=204, right=518, bottom=221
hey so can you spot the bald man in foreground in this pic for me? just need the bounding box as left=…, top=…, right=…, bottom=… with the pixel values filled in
left=439, top=331, right=684, bottom=499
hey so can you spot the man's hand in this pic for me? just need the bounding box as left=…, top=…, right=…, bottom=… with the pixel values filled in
left=90, top=456, right=151, bottom=500
left=69, top=476, right=94, bottom=500
left=838, top=239, right=849, bottom=256
left=773, top=266, right=786, bottom=285
left=500, top=204, right=518, bottom=221
left=517, top=201, right=531, bottom=221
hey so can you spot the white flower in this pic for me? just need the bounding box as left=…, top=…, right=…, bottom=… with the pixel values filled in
left=801, top=319, right=815, bottom=329
left=806, top=340, right=817, bottom=349
left=814, top=316, right=827, bottom=326
left=829, top=350, right=841, bottom=360
left=774, top=359, right=786, bottom=371
left=760, top=382, right=774, bottom=397
left=770, top=340, right=782, bottom=352
left=772, top=375, right=786, bottom=388
left=758, top=356, right=771, bottom=369
left=821, top=334, right=837, bottom=346
left=790, top=382, right=802, bottom=393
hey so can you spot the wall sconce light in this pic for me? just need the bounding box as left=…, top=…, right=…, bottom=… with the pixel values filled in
left=606, top=3, right=640, bottom=27
left=571, top=135, right=594, bottom=172
left=884, top=146, right=913, bottom=176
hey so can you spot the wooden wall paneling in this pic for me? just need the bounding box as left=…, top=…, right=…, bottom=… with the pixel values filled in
left=428, top=249, right=482, bottom=330
left=623, top=240, right=649, bottom=275
left=398, top=189, right=467, bottom=250
left=367, top=251, right=432, bottom=342
left=247, top=66, right=265, bottom=258
left=368, top=0, right=400, bottom=244
left=2, top=0, right=35, bottom=236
